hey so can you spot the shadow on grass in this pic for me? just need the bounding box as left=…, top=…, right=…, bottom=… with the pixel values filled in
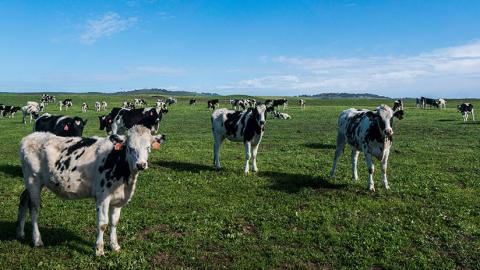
left=0, top=221, right=92, bottom=254
left=0, top=164, right=23, bottom=178
left=457, top=121, right=479, bottom=125
left=260, top=171, right=347, bottom=193
left=304, top=143, right=336, bottom=150
left=155, top=160, right=214, bottom=173
left=437, top=119, right=455, bottom=122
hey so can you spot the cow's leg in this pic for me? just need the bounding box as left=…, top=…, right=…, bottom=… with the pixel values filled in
left=472, top=110, right=475, bottom=121
left=351, top=149, right=360, bottom=181
left=381, top=153, right=390, bottom=190
left=244, top=141, right=252, bottom=175
left=251, top=143, right=260, bottom=172
left=95, top=197, right=111, bottom=256
left=28, top=184, right=43, bottom=247
left=364, top=153, right=375, bottom=191
left=109, top=206, right=122, bottom=252
left=16, top=189, right=31, bottom=240
left=213, top=135, right=224, bottom=169
left=330, top=132, right=346, bottom=177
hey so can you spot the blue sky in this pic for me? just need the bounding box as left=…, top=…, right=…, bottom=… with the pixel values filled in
left=0, top=0, right=479, bottom=97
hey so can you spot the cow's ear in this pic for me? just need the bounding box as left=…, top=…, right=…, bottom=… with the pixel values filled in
left=394, top=110, right=404, bottom=120
left=162, top=109, right=169, bottom=114
left=151, top=134, right=166, bottom=150
left=109, top=134, right=125, bottom=150
left=63, top=124, right=69, bottom=131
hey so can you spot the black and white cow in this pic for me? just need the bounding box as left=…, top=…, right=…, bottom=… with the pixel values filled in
left=230, top=99, right=247, bottom=111
left=59, top=99, right=73, bottom=111
left=189, top=99, right=196, bottom=106
left=2, top=106, right=21, bottom=118
left=330, top=105, right=404, bottom=191
left=299, top=99, right=305, bottom=109
left=94, top=101, right=101, bottom=111
left=457, top=103, right=475, bottom=122
left=208, top=99, right=220, bottom=110
left=111, top=107, right=168, bottom=135
left=17, top=126, right=165, bottom=255
left=211, top=104, right=267, bottom=175
left=99, top=107, right=123, bottom=134
left=41, top=94, right=56, bottom=104
left=123, top=101, right=135, bottom=110
left=101, top=101, right=108, bottom=111
left=0, top=104, right=4, bottom=117
left=438, top=98, right=446, bottom=109
left=166, top=97, right=177, bottom=106
left=134, top=98, right=147, bottom=107
left=34, top=114, right=88, bottom=137
left=392, top=100, right=403, bottom=111
left=272, top=111, right=291, bottom=119
left=415, top=98, right=422, bottom=108
left=21, top=104, right=40, bottom=124
left=272, top=99, right=288, bottom=110
left=82, top=102, right=89, bottom=113
left=420, top=97, right=439, bottom=109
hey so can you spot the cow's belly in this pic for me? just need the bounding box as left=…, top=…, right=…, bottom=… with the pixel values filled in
left=44, top=173, right=93, bottom=200
left=226, top=135, right=243, bottom=143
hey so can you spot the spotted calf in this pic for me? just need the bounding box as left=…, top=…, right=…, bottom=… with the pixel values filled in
left=59, top=99, right=73, bottom=111
left=458, top=103, right=475, bottom=122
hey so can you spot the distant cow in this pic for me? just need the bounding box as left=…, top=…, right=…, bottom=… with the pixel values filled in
left=457, top=103, right=475, bottom=122
left=123, top=101, right=135, bottom=110
left=134, top=98, right=147, bottom=107
left=438, top=98, right=446, bottom=109
left=420, top=97, right=439, bottom=109
left=211, top=104, right=267, bottom=175
left=392, top=100, right=403, bottom=111
left=94, top=101, right=101, bottom=111
left=189, top=99, right=196, bottom=106
left=299, top=99, right=305, bottom=109
left=111, top=107, right=168, bottom=135
left=208, top=99, right=220, bottom=110
left=41, top=94, right=56, bottom=104
left=21, top=105, right=40, bottom=124
left=101, top=101, right=108, bottom=111
left=99, top=107, right=123, bottom=134
left=166, top=97, right=177, bottom=106
left=34, top=114, right=87, bottom=137
left=415, top=98, right=422, bottom=108
left=2, top=106, right=21, bottom=118
left=17, top=126, right=165, bottom=255
left=82, top=102, right=89, bottom=113
left=273, top=111, right=291, bottom=119
left=330, top=105, right=404, bottom=191
left=59, top=99, right=73, bottom=111
left=273, top=99, right=288, bottom=110
left=230, top=99, right=247, bottom=111
left=0, top=104, right=4, bottom=117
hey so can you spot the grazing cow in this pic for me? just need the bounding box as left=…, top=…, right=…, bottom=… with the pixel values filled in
left=438, top=98, right=446, bottom=109
left=166, top=97, right=177, bottom=106
left=457, top=103, right=475, bottom=122
left=123, top=101, right=135, bottom=110
left=17, top=126, right=165, bottom=255
left=273, top=111, right=291, bottom=119
left=59, top=99, right=73, bottom=111
left=21, top=105, right=40, bottom=124
left=420, top=97, right=439, bottom=109
left=101, top=101, right=108, bottom=111
left=392, top=100, right=403, bottom=111
left=111, top=107, right=168, bottom=135
left=2, top=106, right=21, bottom=118
left=41, top=94, right=56, bottom=104
left=189, top=99, right=196, bottom=106
left=95, top=101, right=101, bottom=111
left=230, top=99, right=247, bottom=110
left=211, top=104, right=267, bottom=175
left=264, top=99, right=274, bottom=107
left=208, top=99, right=220, bottom=110
left=34, top=114, right=87, bottom=137
left=299, top=99, right=305, bottom=109
left=273, top=99, right=288, bottom=110
left=330, top=105, right=404, bottom=191
left=134, top=98, right=147, bottom=107
left=99, top=107, right=123, bottom=134
left=82, top=103, right=89, bottom=113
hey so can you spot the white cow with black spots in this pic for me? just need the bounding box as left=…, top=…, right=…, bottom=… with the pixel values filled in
left=330, top=105, right=404, bottom=191
left=211, top=104, right=267, bottom=175
left=17, top=126, right=165, bottom=256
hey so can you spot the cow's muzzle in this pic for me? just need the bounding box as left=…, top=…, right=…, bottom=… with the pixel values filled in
left=136, top=162, right=148, bottom=170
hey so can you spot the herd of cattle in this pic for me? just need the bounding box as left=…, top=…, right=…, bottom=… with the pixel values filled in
left=0, top=94, right=475, bottom=256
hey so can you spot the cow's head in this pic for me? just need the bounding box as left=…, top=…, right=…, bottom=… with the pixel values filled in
left=374, top=105, right=404, bottom=137
left=122, top=125, right=166, bottom=171
left=70, top=117, right=87, bottom=136
left=253, top=104, right=267, bottom=129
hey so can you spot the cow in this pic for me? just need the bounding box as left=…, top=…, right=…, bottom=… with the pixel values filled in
left=95, top=101, right=101, bottom=111
left=230, top=99, right=247, bottom=111
left=82, top=103, right=89, bottom=113
left=420, top=97, right=439, bottom=109
left=123, top=101, right=135, bottom=110
left=272, top=99, right=288, bottom=110
left=438, top=98, right=446, bottom=109
left=21, top=105, right=40, bottom=124
left=415, top=98, right=422, bottom=108
left=246, top=99, right=256, bottom=108
left=41, top=94, right=56, bottom=104
left=299, top=99, right=305, bottom=109
left=0, top=104, right=4, bottom=117
left=273, top=111, right=291, bottom=119
left=111, top=107, right=168, bottom=135
left=2, top=106, right=21, bottom=118
left=457, top=103, right=475, bottom=122
left=59, top=99, right=73, bottom=111
left=34, top=114, right=88, bottom=137
left=189, top=99, right=196, bottom=106
left=156, top=99, right=167, bottom=109
left=101, top=101, right=108, bottom=111
left=330, top=105, right=404, bottom=191
left=208, top=99, right=220, bottom=110
left=211, top=104, right=267, bottom=175
left=16, top=126, right=165, bottom=256
left=166, top=97, right=177, bottom=106
left=99, top=107, right=124, bottom=134
left=134, top=98, right=147, bottom=107
left=392, top=100, right=403, bottom=111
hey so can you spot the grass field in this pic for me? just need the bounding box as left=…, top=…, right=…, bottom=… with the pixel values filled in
left=0, top=94, right=479, bottom=269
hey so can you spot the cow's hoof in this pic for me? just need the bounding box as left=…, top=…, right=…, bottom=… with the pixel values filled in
left=33, top=239, right=44, bottom=247
left=95, top=248, right=105, bottom=256
left=352, top=177, right=358, bottom=181
left=111, top=245, right=121, bottom=252
left=244, top=171, right=249, bottom=176
left=16, top=232, right=25, bottom=240
left=385, top=185, right=390, bottom=190
left=369, top=186, right=376, bottom=192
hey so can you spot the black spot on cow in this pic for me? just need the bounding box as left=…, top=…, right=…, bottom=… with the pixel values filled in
left=98, top=146, right=131, bottom=183
left=106, top=182, right=112, bottom=188
left=75, top=149, right=86, bottom=160
left=63, top=157, right=71, bottom=169
left=100, top=179, right=105, bottom=187
left=225, top=111, right=242, bottom=136
left=244, top=109, right=262, bottom=142
left=71, top=166, right=77, bottom=172
left=66, top=138, right=97, bottom=156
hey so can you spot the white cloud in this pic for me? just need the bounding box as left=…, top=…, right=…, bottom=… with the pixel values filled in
left=80, top=12, right=137, bottom=44
left=223, top=41, right=480, bottom=97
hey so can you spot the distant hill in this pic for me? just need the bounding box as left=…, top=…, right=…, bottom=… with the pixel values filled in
left=299, top=92, right=390, bottom=99
left=115, top=88, right=219, bottom=96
